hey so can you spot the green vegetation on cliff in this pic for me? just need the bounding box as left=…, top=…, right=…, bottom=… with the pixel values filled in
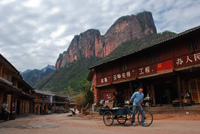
left=103, top=31, right=176, bottom=61
left=33, top=57, right=101, bottom=96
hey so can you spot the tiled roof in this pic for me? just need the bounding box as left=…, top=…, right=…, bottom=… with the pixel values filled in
left=34, top=89, right=68, bottom=98
left=34, top=89, right=56, bottom=96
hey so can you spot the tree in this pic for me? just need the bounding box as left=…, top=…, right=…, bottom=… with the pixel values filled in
left=85, top=89, right=94, bottom=104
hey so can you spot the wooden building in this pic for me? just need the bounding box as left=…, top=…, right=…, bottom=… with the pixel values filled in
left=16, top=80, right=34, bottom=115
left=54, top=93, right=69, bottom=112
left=34, top=89, right=69, bottom=114
left=0, top=54, right=34, bottom=120
left=34, top=89, right=55, bottom=115
left=88, top=25, right=200, bottom=106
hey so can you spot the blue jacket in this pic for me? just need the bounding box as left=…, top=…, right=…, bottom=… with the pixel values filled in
left=130, top=91, right=144, bottom=106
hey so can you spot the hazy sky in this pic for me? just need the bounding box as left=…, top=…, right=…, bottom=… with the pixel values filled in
left=0, top=0, right=200, bottom=72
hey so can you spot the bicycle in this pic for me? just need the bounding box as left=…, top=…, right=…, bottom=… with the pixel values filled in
left=100, top=104, right=153, bottom=127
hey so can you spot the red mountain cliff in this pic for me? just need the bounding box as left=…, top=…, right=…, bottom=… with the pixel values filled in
left=56, top=11, right=157, bottom=70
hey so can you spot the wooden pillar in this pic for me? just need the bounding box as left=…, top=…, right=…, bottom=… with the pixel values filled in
left=13, top=95, right=16, bottom=113
left=21, top=100, right=24, bottom=114
left=0, top=90, right=4, bottom=112
left=177, top=73, right=182, bottom=106
left=0, top=64, right=3, bottom=76
left=10, top=94, right=15, bottom=114
left=20, top=101, right=22, bottom=114
left=182, top=79, right=186, bottom=95
left=54, top=103, right=56, bottom=112
left=34, top=104, right=36, bottom=114
left=147, top=85, right=150, bottom=94
left=140, top=81, right=143, bottom=87
left=19, top=101, right=21, bottom=114
left=38, top=104, right=40, bottom=115
left=93, top=71, right=99, bottom=104
left=30, top=101, right=32, bottom=113
left=42, top=104, right=44, bottom=114
left=150, top=85, right=156, bottom=105
left=67, top=103, right=69, bottom=110
left=46, top=104, right=48, bottom=112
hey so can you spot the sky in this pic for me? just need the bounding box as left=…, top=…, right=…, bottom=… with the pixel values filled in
left=0, top=0, right=200, bottom=72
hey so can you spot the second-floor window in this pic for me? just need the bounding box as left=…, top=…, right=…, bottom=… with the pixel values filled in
left=121, top=64, right=127, bottom=72
left=101, top=67, right=107, bottom=77
left=147, top=56, right=159, bottom=64
left=12, top=79, right=17, bottom=86
left=189, top=39, right=200, bottom=52
left=2, top=68, right=5, bottom=78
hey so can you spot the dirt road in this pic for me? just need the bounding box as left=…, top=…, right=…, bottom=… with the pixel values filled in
left=0, top=114, right=200, bottom=134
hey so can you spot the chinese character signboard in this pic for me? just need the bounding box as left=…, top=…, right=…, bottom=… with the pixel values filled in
left=99, top=76, right=111, bottom=85
left=174, top=52, right=200, bottom=69
left=113, top=69, right=136, bottom=82
left=138, top=64, right=157, bottom=77
left=97, top=52, right=200, bottom=86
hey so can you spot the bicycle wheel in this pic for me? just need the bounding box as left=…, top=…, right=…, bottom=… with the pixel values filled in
left=137, top=110, right=153, bottom=127
left=103, top=111, right=114, bottom=126
left=117, top=115, right=127, bottom=124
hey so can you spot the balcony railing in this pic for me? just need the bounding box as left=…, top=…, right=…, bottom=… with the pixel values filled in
left=0, top=76, right=13, bottom=86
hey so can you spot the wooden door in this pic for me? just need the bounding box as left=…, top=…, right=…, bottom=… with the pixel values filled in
left=189, top=79, right=200, bottom=103
left=7, top=94, right=12, bottom=112
left=197, top=79, right=200, bottom=103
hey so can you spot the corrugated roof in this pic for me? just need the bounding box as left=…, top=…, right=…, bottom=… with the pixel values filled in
left=89, top=25, right=200, bottom=69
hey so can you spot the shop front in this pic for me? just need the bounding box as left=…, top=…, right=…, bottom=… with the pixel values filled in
left=89, top=25, right=200, bottom=107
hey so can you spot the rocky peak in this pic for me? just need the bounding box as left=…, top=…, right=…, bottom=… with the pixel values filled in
left=136, top=11, right=157, bottom=34
left=56, top=11, right=157, bottom=70
left=56, top=29, right=103, bottom=70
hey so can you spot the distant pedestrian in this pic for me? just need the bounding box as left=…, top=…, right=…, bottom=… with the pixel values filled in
left=2, top=101, right=9, bottom=113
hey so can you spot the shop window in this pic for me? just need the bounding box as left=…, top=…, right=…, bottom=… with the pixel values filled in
left=13, top=80, right=17, bottom=87
left=189, top=43, right=193, bottom=52
left=101, top=70, right=107, bottom=77
left=189, top=39, right=200, bottom=52
left=121, top=64, right=127, bottom=72
left=194, top=40, right=199, bottom=50
left=2, top=68, right=5, bottom=78
left=147, top=56, right=159, bottom=64
left=100, top=66, right=107, bottom=77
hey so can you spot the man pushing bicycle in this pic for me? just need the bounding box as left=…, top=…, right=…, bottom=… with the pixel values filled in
left=129, top=87, right=146, bottom=125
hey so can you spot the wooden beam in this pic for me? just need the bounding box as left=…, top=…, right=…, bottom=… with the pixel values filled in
left=150, top=85, right=156, bottom=105
left=177, top=73, right=182, bottom=106
left=0, top=64, right=3, bottom=76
